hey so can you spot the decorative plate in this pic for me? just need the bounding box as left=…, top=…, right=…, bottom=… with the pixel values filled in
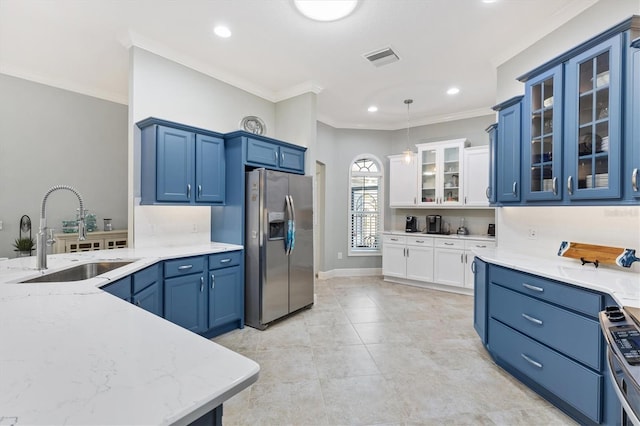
left=240, top=116, right=266, bottom=135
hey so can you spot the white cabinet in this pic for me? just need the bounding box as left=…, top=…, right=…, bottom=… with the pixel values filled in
left=388, top=154, right=418, bottom=206
left=53, top=230, right=128, bottom=254
left=463, top=146, right=490, bottom=207
left=382, top=234, right=434, bottom=282
left=434, top=239, right=465, bottom=287
left=463, top=239, right=496, bottom=288
left=416, top=139, right=469, bottom=207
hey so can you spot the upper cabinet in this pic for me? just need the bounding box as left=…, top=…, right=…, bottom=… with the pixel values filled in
left=235, top=132, right=305, bottom=174
left=493, top=96, right=523, bottom=203
left=463, top=146, right=490, bottom=207
left=416, top=139, right=469, bottom=207
left=388, top=153, right=418, bottom=207
left=564, top=35, right=622, bottom=200
left=485, top=123, right=498, bottom=204
left=495, top=15, right=640, bottom=206
left=138, top=118, right=225, bottom=205
left=522, top=65, right=563, bottom=201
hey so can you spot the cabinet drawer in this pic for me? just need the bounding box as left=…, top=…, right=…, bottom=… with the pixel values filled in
left=407, top=236, right=433, bottom=247
left=489, top=265, right=603, bottom=317
left=382, top=234, right=407, bottom=245
left=209, top=251, right=242, bottom=270
left=464, top=240, right=496, bottom=250
left=489, top=319, right=602, bottom=423
left=435, top=238, right=464, bottom=249
left=164, top=256, right=205, bottom=278
left=490, top=284, right=602, bottom=370
left=133, top=263, right=161, bottom=293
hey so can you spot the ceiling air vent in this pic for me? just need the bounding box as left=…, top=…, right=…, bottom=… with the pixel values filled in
left=363, top=47, right=400, bottom=67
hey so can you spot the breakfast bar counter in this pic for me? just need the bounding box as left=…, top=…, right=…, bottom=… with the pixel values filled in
left=0, top=244, right=259, bottom=425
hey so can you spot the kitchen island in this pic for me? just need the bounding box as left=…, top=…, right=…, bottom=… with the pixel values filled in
left=0, top=244, right=259, bottom=426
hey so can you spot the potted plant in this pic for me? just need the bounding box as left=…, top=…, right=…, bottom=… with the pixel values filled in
left=13, top=237, right=35, bottom=257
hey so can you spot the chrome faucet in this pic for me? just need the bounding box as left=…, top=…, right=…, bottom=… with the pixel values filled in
left=36, top=185, right=87, bottom=270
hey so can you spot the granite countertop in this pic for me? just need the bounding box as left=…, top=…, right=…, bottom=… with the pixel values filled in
left=473, top=247, right=640, bottom=309
left=0, top=243, right=259, bottom=426
left=383, top=230, right=496, bottom=242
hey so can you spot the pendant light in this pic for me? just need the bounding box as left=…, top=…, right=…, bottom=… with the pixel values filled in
left=403, top=99, right=414, bottom=164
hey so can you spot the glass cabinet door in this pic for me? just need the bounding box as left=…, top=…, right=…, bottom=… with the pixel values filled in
left=565, top=34, right=622, bottom=200
left=441, top=146, right=460, bottom=204
left=523, top=64, right=563, bottom=201
left=420, top=148, right=437, bottom=204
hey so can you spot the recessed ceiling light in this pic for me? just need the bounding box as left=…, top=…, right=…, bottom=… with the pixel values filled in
left=482, top=0, right=497, bottom=3
left=213, top=26, right=231, bottom=38
left=294, top=0, right=358, bottom=22
left=447, top=87, right=460, bottom=95
left=367, top=106, right=378, bottom=112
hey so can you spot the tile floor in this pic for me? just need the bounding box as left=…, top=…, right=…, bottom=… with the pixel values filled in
left=213, top=276, right=577, bottom=425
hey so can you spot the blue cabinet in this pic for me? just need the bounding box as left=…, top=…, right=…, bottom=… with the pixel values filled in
left=165, top=272, right=207, bottom=334
left=132, top=264, right=163, bottom=317
left=138, top=118, right=225, bottom=205
left=481, top=262, right=619, bottom=425
left=564, top=35, right=623, bottom=201
left=493, top=96, right=523, bottom=203
left=207, top=251, right=243, bottom=334
left=103, top=276, right=131, bottom=302
left=627, top=38, right=640, bottom=200
left=522, top=65, right=564, bottom=201
left=472, top=257, right=487, bottom=344
left=234, top=132, right=306, bottom=174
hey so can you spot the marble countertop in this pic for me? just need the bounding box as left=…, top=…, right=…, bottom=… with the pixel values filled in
left=0, top=243, right=259, bottom=426
left=383, top=230, right=496, bottom=242
left=474, top=247, right=640, bottom=309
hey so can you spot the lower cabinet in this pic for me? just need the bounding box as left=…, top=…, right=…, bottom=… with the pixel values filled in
left=382, top=232, right=495, bottom=292
left=478, top=262, right=619, bottom=425
left=103, top=251, right=243, bottom=338
left=381, top=234, right=434, bottom=282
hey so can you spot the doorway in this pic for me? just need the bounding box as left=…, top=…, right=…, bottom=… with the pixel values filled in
left=314, top=161, right=326, bottom=276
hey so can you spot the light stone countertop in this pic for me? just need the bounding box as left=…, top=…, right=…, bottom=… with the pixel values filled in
left=473, top=247, right=640, bottom=309
left=383, top=230, right=496, bottom=242
left=0, top=243, right=259, bottom=426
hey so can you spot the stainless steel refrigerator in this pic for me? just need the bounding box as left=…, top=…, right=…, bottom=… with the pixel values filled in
left=245, top=168, right=314, bottom=329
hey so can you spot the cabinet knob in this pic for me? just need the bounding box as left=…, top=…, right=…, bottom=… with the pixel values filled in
left=632, top=168, right=639, bottom=192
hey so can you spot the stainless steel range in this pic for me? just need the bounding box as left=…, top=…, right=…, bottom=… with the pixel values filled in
left=600, top=306, right=640, bottom=425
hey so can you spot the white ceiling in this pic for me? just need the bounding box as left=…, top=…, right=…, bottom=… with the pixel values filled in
left=0, top=0, right=597, bottom=130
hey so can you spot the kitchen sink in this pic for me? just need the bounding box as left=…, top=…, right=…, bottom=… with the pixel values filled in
left=19, top=261, right=136, bottom=283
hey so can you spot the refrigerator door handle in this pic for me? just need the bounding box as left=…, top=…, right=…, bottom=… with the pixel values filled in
left=288, top=195, right=296, bottom=253
left=284, top=195, right=293, bottom=255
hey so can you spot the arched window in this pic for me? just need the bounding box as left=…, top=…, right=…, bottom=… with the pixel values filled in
left=349, top=154, right=383, bottom=255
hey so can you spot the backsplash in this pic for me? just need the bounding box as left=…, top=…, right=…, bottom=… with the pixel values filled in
left=134, top=204, right=211, bottom=248
left=498, top=206, right=640, bottom=273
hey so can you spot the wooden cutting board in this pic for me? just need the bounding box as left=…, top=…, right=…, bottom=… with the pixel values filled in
left=558, top=241, right=640, bottom=268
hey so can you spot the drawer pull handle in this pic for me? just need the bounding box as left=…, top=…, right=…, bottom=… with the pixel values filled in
left=198, top=184, right=202, bottom=197
left=211, top=274, right=215, bottom=289
left=390, top=238, right=399, bottom=241
left=633, top=168, right=639, bottom=192
left=219, top=258, right=231, bottom=263
left=415, top=240, right=424, bottom=243
left=178, top=264, right=194, bottom=270
left=567, top=176, right=573, bottom=195
left=522, top=313, right=543, bottom=326
left=187, top=184, right=191, bottom=198
left=521, top=353, right=543, bottom=369
left=522, top=283, right=544, bottom=292
left=552, top=177, right=558, bottom=196
left=200, top=276, right=204, bottom=292
left=471, top=260, right=476, bottom=273
left=444, top=242, right=454, bottom=246
left=475, top=244, right=486, bottom=248
left=512, top=181, right=518, bottom=197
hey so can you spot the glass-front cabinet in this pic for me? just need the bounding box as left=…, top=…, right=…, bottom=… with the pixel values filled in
left=565, top=34, right=622, bottom=200
left=523, top=65, right=563, bottom=201
left=416, top=139, right=468, bottom=206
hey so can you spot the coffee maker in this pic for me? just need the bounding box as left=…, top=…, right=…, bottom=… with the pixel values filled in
left=405, top=216, right=418, bottom=233
left=426, top=215, right=442, bottom=234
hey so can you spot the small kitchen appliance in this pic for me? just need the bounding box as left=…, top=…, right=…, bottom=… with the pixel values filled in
left=405, top=216, right=418, bottom=233
left=487, top=223, right=495, bottom=236
left=426, top=215, right=442, bottom=234
left=457, top=218, right=469, bottom=235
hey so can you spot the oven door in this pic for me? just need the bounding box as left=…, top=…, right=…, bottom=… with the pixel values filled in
left=608, top=348, right=640, bottom=426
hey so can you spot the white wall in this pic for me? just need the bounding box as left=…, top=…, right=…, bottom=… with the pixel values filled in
left=0, top=73, right=128, bottom=258
left=129, top=47, right=278, bottom=248
left=495, top=1, right=640, bottom=273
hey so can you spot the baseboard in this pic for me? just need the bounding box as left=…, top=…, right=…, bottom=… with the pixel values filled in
left=383, top=276, right=473, bottom=296
left=317, top=268, right=382, bottom=280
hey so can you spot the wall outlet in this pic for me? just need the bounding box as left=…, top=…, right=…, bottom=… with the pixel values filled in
left=337, top=252, right=343, bottom=259
left=528, top=227, right=538, bottom=240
